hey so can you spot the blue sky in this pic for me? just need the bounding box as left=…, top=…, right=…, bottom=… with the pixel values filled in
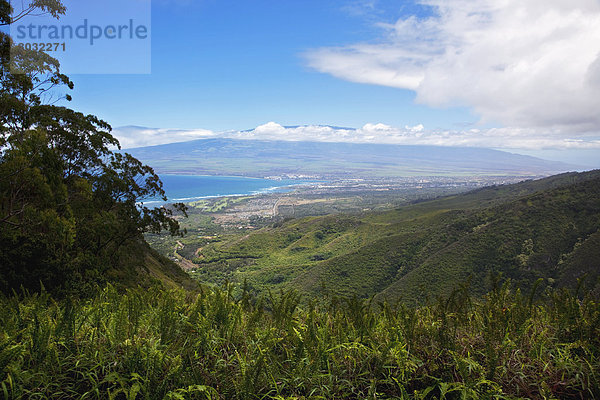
left=67, top=0, right=477, bottom=131
left=8, top=0, right=600, bottom=166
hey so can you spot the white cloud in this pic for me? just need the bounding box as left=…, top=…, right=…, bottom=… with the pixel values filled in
left=305, top=0, right=600, bottom=134
left=238, top=122, right=600, bottom=149
left=232, top=123, right=356, bottom=142
left=341, top=0, right=378, bottom=17
left=113, top=126, right=216, bottom=148
left=114, top=123, right=600, bottom=151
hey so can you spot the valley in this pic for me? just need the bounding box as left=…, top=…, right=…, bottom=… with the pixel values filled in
left=147, top=174, right=526, bottom=258
left=147, top=171, right=600, bottom=303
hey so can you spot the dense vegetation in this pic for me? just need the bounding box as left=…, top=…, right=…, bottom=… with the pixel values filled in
left=1, top=281, right=598, bottom=399
left=0, top=1, right=192, bottom=296
left=193, top=171, right=600, bottom=302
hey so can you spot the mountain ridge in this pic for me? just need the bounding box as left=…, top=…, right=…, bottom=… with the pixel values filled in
left=123, top=137, right=578, bottom=178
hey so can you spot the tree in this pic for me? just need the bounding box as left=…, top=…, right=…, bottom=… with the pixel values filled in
left=0, top=1, right=187, bottom=295
left=0, top=1, right=66, bottom=26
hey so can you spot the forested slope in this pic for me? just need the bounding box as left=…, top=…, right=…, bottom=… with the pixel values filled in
left=195, top=170, right=600, bottom=302
left=0, top=2, right=196, bottom=296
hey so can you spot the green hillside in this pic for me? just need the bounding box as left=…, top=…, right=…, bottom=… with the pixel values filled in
left=101, top=239, right=200, bottom=293
left=193, top=170, right=600, bottom=302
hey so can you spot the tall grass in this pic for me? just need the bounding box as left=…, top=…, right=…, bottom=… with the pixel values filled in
left=0, top=281, right=598, bottom=399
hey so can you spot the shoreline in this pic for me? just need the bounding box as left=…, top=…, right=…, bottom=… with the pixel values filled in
left=141, top=180, right=319, bottom=207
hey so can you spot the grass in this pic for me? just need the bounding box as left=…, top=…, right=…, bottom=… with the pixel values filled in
left=0, top=280, right=598, bottom=399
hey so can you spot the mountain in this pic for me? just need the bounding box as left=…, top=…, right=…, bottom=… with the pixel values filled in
left=193, top=170, right=600, bottom=302
left=124, top=138, right=576, bottom=178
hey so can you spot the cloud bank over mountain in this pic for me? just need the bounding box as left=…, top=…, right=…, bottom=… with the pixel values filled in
left=114, top=122, right=600, bottom=151
left=113, top=1, right=600, bottom=167
left=113, top=126, right=215, bottom=149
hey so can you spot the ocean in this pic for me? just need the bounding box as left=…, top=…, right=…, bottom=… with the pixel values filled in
left=144, top=174, right=311, bottom=205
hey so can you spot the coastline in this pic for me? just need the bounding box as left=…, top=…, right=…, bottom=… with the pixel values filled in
left=141, top=176, right=318, bottom=207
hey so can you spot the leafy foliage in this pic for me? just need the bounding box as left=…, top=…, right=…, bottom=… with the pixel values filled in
left=0, top=1, right=66, bottom=26
left=0, top=2, right=187, bottom=295
left=0, top=283, right=598, bottom=399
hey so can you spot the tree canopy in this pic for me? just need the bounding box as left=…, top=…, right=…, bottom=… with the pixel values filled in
left=0, top=1, right=187, bottom=295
